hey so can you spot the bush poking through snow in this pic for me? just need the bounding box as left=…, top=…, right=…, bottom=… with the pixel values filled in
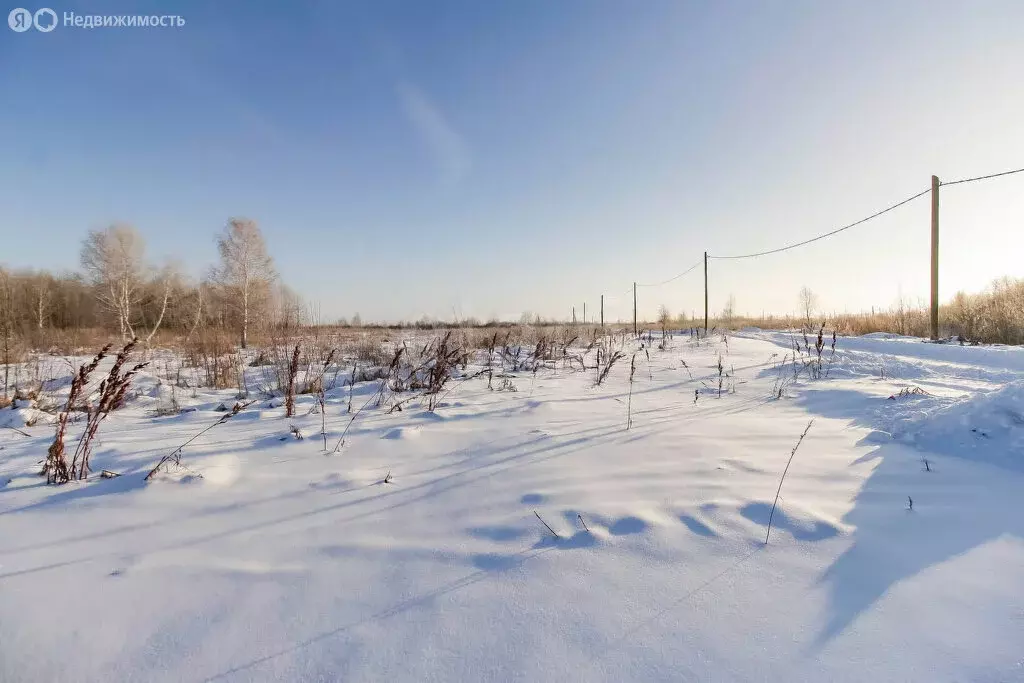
left=889, top=386, right=929, bottom=400
left=425, top=331, right=463, bottom=411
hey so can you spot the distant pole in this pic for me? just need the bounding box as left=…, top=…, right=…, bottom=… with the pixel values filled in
left=633, top=282, right=638, bottom=337
left=600, top=295, right=604, bottom=328
left=572, top=306, right=576, bottom=325
left=930, top=175, right=940, bottom=340
left=583, top=302, right=586, bottom=324
left=703, top=251, right=709, bottom=333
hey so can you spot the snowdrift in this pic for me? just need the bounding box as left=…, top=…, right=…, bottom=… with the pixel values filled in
left=893, top=381, right=1024, bottom=471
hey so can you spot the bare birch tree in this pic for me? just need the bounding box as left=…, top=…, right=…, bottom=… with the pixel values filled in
left=721, top=295, right=736, bottom=325
left=80, top=224, right=145, bottom=339
left=142, top=262, right=182, bottom=344
left=29, top=272, right=51, bottom=330
left=211, top=218, right=276, bottom=349
left=799, top=286, right=818, bottom=329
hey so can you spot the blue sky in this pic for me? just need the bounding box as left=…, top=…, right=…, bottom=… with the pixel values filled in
left=2, top=0, right=1023, bottom=323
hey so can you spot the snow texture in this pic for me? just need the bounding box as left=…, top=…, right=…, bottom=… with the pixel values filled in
left=1, top=332, right=1022, bottom=682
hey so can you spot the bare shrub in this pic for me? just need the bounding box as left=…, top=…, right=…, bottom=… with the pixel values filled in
left=424, top=332, right=462, bottom=410
left=183, top=328, right=237, bottom=389
left=347, top=336, right=389, bottom=366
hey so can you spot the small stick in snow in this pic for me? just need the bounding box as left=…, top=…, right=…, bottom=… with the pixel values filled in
left=765, top=419, right=814, bottom=545
left=144, top=399, right=255, bottom=480
left=626, top=352, right=638, bottom=430
left=383, top=470, right=393, bottom=485
left=907, top=496, right=913, bottom=510
left=534, top=510, right=558, bottom=538
left=3, top=425, right=31, bottom=438
left=680, top=359, right=694, bottom=381
left=577, top=514, right=589, bottom=532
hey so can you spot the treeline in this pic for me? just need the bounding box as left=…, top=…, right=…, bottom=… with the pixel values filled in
left=0, top=218, right=304, bottom=350
left=3, top=218, right=1024, bottom=353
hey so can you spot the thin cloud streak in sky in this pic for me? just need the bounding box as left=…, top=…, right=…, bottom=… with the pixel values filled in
left=396, top=82, right=471, bottom=186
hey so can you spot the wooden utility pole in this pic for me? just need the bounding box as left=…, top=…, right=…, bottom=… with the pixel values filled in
left=572, top=306, right=576, bottom=324
left=930, top=175, right=940, bottom=340
left=600, top=295, right=604, bottom=327
left=583, top=302, right=586, bottom=325
left=703, top=251, right=709, bottom=333
left=633, top=282, right=637, bottom=337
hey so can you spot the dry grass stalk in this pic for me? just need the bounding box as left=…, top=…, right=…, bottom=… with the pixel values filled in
left=595, top=342, right=623, bottom=386
left=534, top=510, right=558, bottom=538
left=42, top=344, right=111, bottom=484
left=765, top=420, right=814, bottom=545
left=627, top=352, right=638, bottom=430
left=285, top=343, right=300, bottom=417
left=68, top=339, right=148, bottom=481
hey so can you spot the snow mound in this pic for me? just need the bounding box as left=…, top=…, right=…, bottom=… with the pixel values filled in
left=894, top=381, right=1024, bottom=471
left=382, top=426, right=420, bottom=440
left=0, top=407, right=54, bottom=429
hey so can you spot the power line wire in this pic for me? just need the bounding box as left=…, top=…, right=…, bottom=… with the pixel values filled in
left=940, top=166, right=1024, bottom=186
left=602, top=285, right=634, bottom=301
left=636, top=259, right=703, bottom=287
left=708, top=187, right=930, bottom=260
left=577, top=163, right=1022, bottom=314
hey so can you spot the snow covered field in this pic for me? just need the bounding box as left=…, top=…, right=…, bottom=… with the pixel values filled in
left=1, top=331, right=1022, bottom=682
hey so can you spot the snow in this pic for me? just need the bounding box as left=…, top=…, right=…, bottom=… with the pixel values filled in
left=1, top=332, right=1023, bottom=682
